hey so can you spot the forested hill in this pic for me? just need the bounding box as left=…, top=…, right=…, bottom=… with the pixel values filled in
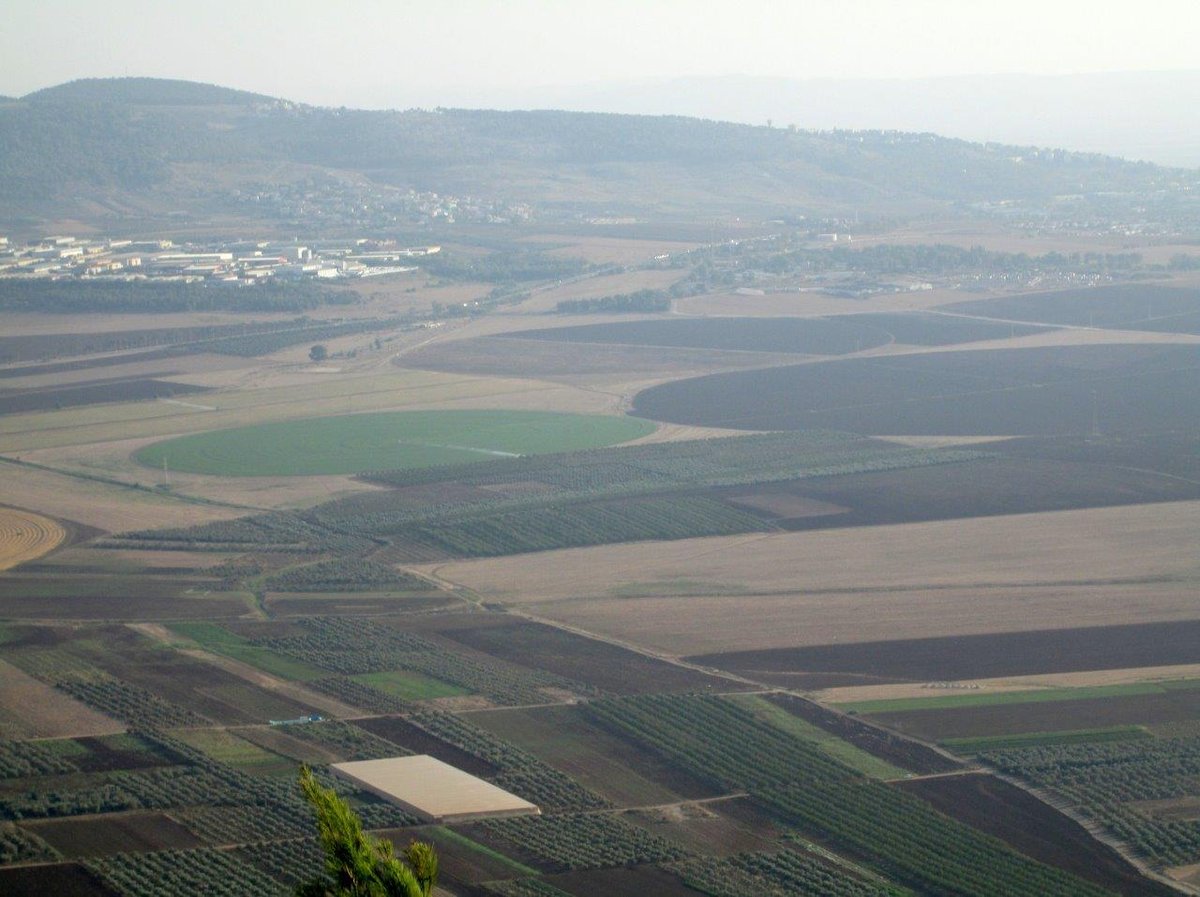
left=0, top=77, right=1191, bottom=220
left=23, top=77, right=277, bottom=106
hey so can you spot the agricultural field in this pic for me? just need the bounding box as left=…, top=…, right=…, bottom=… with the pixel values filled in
left=500, top=316, right=896, bottom=355
left=4, top=240, right=1200, bottom=897
left=429, top=499, right=1200, bottom=655
left=631, top=344, right=1200, bottom=435
left=945, top=283, right=1200, bottom=334
left=695, top=620, right=1200, bottom=685
left=0, top=379, right=214, bottom=417
left=399, top=333, right=807, bottom=383
left=0, top=506, right=66, bottom=571
left=134, top=410, right=654, bottom=476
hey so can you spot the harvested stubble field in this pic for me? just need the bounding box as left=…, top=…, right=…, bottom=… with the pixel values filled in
left=0, top=659, right=123, bottom=740
left=632, top=344, right=1200, bottom=435
left=0, top=462, right=244, bottom=533
left=426, top=500, right=1200, bottom=656
left=0, top=506, right=66, bottom=570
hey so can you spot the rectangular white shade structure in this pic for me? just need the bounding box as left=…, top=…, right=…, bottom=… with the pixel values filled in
left=331, top=754, right=541, bottom=823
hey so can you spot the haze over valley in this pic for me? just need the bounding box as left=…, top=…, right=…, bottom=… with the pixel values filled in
left=1, top=4, right=1200, bottom=895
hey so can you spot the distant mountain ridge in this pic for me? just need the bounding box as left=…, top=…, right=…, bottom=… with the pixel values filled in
left=431, top=71, right=1200, bottom=169
left=23, top=77, right=277, bottom=107
left=0, top=76, right=1192, bottom=227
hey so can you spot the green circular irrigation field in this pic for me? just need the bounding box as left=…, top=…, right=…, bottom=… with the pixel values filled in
left=135, top=410, right=655, bottom=477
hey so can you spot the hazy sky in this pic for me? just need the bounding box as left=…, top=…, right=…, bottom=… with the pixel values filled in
left=2, top=0, right=1196, bottom=106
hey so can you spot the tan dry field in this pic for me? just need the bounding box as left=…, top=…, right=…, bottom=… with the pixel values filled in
left=0, top=506, right=66, bottom=571
left=45, top=545, right=242, bottom=571
left=0, top=368, right=616, bottom=453
left=848, top=223, right=1179, bottom=257
left=427, top=500, right=1200, bottom=657
left=814, top=663, right=1200, bottom=705
left=0, top=462, right=245, bottom=533
left=1, top=352, right=257, bottom=392
left=0, top=310, right=297, bottom=337
left=0, top=658, right=124, bottom=739
left=506, top=268, right=685, bottom=314
left=518, top=234, right=699, bottom=266
left=618, top=422, right=755, bottom=446
left=675, top=287, right=982, bottom=317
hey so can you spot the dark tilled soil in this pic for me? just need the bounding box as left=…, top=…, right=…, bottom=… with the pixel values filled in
left=353, top=716, right=499, bottom=778
left=435, top=617, right=745, bottom=695
left=896, top=773, right=1179, bottom=897
left=632, top=344, right=1200, bottom=435
left=691, top=620, right=1200, bottom=683
left=718, top=455, right=1200, bottom=531
left=0, top=863, right=118, bottom=897
left=873, top=689, right=1200, bottom=740
left=24, top=811, right=201, bottom=857
left=545, top=864, right=709, bottom=897
left=0, top=378, right=211, bottom=415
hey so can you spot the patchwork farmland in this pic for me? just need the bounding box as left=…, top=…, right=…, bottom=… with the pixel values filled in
left=3, top=222, right=1200, bottom=897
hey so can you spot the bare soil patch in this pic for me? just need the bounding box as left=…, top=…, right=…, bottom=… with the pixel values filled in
left=632, top=343, right=1200, bottom=435
left=0, top=863, right=117, bottom=897
left=701, top=620, right=1200, bottom=685
left=0, top=659, right=123, bottom=739
left=545, top=865, right=707, bottom=897
left=25, top=811, right=201, bottom=857
left=1132, top=796, right=1200, bottom=823
left=896, top=773, right=1176, bottom=897
left=874, top=689, right=1200, bottom=739
left=0, top=574, right=249, bottom=622
left=467, top=705, right=695, bottom=806
left=431, top=615, right=737, bottom=694
left=354, top=716, right=498, bottom=777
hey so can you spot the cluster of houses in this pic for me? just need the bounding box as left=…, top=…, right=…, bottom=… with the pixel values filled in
left=0, top=235, right=440, bottom=284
